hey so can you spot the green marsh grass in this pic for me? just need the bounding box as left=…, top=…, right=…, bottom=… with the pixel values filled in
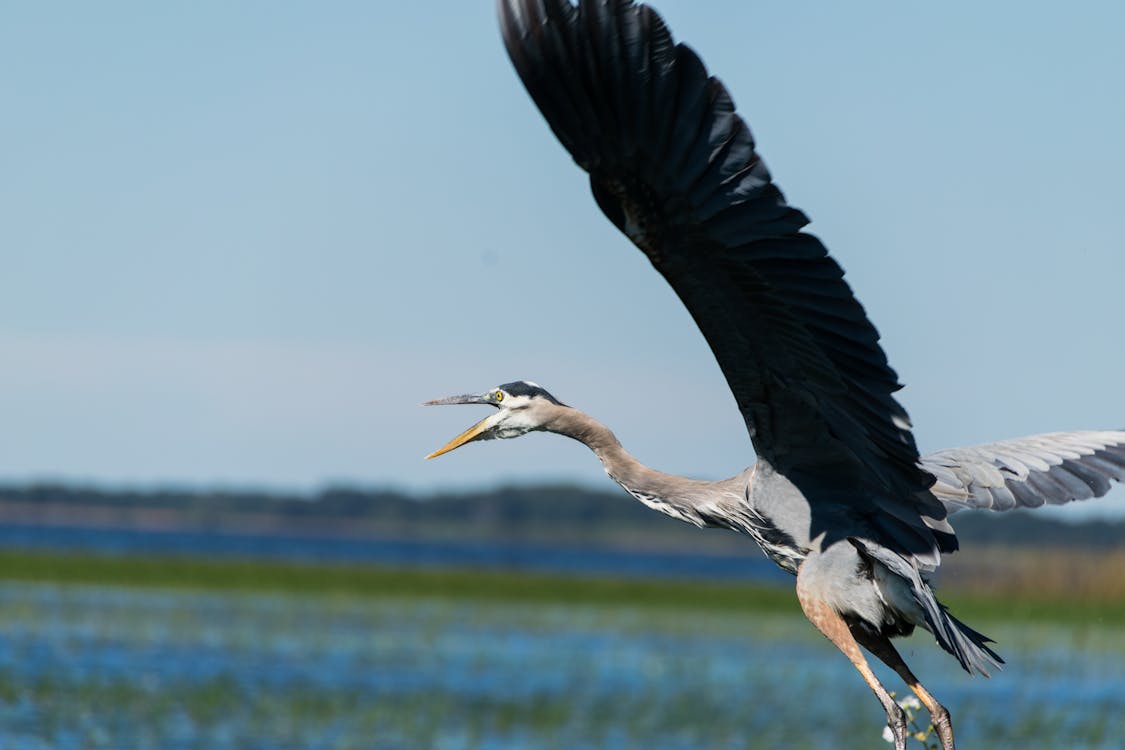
left=0, top=548, right=1122, bottom=625
left=0, top=549, right=1122, bottom=749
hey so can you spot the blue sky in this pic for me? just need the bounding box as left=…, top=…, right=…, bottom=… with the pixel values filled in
left=2, top=2, right=1123, bottom=516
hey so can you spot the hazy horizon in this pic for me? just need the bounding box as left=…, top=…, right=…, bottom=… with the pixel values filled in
left=3, top=2, right=1123, bottom=519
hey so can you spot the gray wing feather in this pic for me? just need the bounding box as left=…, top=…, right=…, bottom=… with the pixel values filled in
left=922, top=431, right=1125, bottom=513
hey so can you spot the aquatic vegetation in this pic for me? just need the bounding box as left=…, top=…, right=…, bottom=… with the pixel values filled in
left=0, top=582, right=1121, bottom=749
left=1, top=549, right=1123, bottom=625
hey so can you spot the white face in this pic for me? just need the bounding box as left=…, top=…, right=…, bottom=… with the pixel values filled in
left=424, top=383, right=561, bottom=459
left=479, top=392, right=545, bottom=440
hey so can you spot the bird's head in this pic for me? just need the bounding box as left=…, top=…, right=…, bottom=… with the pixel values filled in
left=423, top=380, right=567, bottom=459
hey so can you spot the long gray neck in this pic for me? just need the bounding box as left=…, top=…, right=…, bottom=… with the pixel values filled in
left=543, top=406, right=647, bottom=485
left=542, top=405, right=749, bottom=527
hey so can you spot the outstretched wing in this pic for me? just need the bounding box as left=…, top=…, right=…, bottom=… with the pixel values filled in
left=924, top=431, right=1125, bottom=513
left=499, top=0, right=951, bottom=563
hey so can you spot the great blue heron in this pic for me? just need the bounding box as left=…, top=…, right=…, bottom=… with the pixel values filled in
left=424, top=2, right=1125, bottom=747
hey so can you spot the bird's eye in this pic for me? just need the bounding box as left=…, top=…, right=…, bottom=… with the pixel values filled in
left=494, top=391, right=504, bottom=403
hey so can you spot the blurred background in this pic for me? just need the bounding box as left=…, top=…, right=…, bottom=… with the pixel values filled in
left=1, top=1, right=1123, bottom=748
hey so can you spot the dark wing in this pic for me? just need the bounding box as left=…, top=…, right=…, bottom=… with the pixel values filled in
left=923, top=431, right=1125, bottom=513
left=499, top=0, right=952, bottom=564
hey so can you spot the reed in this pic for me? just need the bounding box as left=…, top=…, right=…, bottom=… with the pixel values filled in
left=0, top=548, right=1121, bottom=624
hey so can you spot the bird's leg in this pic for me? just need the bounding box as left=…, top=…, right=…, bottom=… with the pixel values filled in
left=795, top=583, right=908, bottom=750
left=852, top=628, right=955, bottom=750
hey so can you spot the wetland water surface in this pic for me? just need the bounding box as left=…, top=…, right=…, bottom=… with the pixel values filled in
left=0, top=583, right=1121, bottom=749
left=0, top=523, right=789, bottom=583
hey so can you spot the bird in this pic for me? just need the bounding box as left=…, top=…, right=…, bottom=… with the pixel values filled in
left=423, top=2, right=1125, bottom=748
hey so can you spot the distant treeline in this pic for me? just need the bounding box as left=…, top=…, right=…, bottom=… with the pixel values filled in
left=0, top=482, right=1122, bottom=550
left=0, top=482, right=660, bottom=525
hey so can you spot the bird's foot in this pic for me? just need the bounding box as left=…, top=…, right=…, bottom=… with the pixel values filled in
left=930, top=704, right=954, bottom=750
left=884, top=705, right=908, bottom=750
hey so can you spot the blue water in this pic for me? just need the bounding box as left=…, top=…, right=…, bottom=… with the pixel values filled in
left=4, top=526, right=1120, bottom=747
left=0, top=523, right=791, bottom=583
left=0, top=584, right=1121, bottom=750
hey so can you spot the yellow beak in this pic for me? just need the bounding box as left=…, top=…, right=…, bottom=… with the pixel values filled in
left=425, top=417, right=491, bottom=459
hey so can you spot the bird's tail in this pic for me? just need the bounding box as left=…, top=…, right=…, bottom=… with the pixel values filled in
left=920, top=593, right=1004, bottom=677
left=850, top=537, right=1004, bottom=677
